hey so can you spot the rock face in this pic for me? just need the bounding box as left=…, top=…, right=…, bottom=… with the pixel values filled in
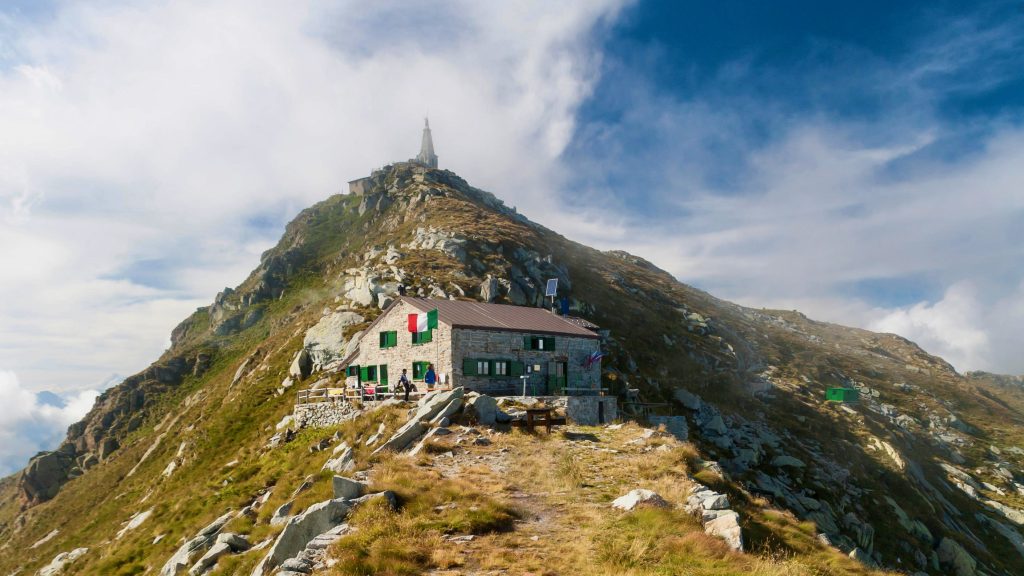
left=303, top=311, right=364, bottom=370
left=611, top=489, right=669, bottom=511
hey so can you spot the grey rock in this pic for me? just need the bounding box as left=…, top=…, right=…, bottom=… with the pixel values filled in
left=38, top=548, right=88, bottom=576
left=253, top=499, right=351, bottom=575
left=188, top=541, right=231, bottom=576
left=289, top=349, right=312, bottom=380
left=479, top=276, right=500, bottom=303
left=611, top=489, right=669, bottom=511
left=771, top=455, right=806, bottom=469
left=270, top=501, right=294, bottom=526
left=160, top=511, right=234, bottom=576
left=937, top=537, right=977, bottom=576
left=374, top=388, right=464, bottom=454
left=705, top=511, right=743, bottom=552
left=673, top=389, right=702, bottom=410
left=701, top=493, right=730, bottom=510
left=216, top=532, right=252, bottom=552
left=848, top=547, right=876, bottom=567
left=332, top=476, right=366, bottom=500
left=464, top=392, right=498, bottom=425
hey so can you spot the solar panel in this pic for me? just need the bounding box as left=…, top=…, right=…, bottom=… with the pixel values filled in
left=545, top=278, right=558, bottom=297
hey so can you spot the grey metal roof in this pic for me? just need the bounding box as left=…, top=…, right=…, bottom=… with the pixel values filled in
left=402, top=297, right=599, bottom=338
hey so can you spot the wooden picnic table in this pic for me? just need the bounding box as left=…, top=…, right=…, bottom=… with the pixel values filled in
left=525, top=407, right=556, bottom=433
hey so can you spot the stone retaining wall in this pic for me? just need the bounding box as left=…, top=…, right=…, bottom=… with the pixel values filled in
left=294, top=402, right=359, bottom=428
left=566, top=396, right=618, bottom=425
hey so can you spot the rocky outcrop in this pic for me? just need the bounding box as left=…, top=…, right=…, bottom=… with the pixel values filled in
left=302, top=311, right=364, bottom=371
left=19, top=446, right=76, bottom=505
left=18, top=351, right=210, bottom=507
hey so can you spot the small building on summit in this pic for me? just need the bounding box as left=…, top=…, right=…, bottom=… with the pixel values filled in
left=348, top=118, right=439, bottom=195
left=340, top=297, right=603, bottom=396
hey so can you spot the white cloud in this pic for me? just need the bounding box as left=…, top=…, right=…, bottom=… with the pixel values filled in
left=0, top=370, right=99, bottom=476
left=869, top=282, right=990, bottom=370
left=0, top=1, right=630, bottom=471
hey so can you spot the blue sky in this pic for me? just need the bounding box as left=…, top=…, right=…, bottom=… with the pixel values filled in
left=0, top=0, right=1023, bottom=474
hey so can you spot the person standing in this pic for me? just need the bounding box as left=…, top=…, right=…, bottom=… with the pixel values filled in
left=399, top=368, right=414, bottom=401
left=424, top=363, right=437, bottom=388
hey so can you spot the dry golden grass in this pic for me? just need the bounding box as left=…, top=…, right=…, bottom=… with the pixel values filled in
left=318, top=421, right=897, bottom=576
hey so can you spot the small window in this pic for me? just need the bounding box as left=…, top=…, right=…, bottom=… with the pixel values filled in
left=413, top=361, right=429, bottom=380
left=524, top=335, right=556, bottom=351
left=379, top=331, right=397, bottom=349
left=412, top=330, right=433, bottom=345
left=347, top=365, right=360, bottom=377
left=364, top=365, right=378, bottom=382
left=494, top=360, right=509, bottom=376
left=477, top=360, right=490, bottom=376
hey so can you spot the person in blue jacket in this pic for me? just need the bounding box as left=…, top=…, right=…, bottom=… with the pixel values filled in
left=424, top=363, right=437, bottom=387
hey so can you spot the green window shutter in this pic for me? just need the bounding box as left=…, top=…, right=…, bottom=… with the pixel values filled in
left=544, top=337, right=556, bottom=351
left=388, top=331, right=398, bottom=347
left=511, top=361, right=524, bottom=377
left=523, top=335, right=532, bottom=349
left=379, top=365, right=388, bottom=386
left=413, top=362, right=426, bottom=380
left=421, top=330, right=433, bottom=343
left=359, top=366, right=368, bottom=381
left=489, top=360, right=497, bottom=376
left=379, top=331, right=387, bottom=348
left=463, top=358, right=477, bottom=376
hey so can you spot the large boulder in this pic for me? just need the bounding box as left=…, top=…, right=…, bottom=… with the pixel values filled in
left=464, top=393, right=497, bottom=425
left=19, top=446, right=77, bottom=505
left=253, top=499, right=351, bottom=576
left=373, top=388, right=465, bottom=454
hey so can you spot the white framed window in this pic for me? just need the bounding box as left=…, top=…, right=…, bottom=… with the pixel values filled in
left=477, top=360, right=490, bottom=375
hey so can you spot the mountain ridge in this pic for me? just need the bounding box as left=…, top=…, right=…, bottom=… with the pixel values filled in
left=2, top=161, right=1022, bottom=575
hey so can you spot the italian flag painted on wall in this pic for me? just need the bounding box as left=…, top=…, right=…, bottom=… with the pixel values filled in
left=407, top=309, right=438, bottom=333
